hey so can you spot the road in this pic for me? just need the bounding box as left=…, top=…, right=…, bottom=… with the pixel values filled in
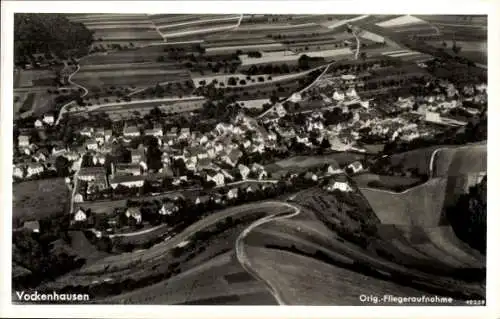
left=55, top=64, right=88, bottom=125
left=235, top=201, right=301, bottom=305
left=109, top=224, right=166, bottom=238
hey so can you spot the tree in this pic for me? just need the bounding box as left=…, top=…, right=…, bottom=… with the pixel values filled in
left=54, top=156, right=70, bottom=177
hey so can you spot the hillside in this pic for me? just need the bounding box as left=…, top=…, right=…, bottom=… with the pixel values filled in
left=14, top=13, right=94, bottom=63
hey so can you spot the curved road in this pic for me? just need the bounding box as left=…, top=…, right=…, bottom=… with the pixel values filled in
left=235, top=201, right=301, bottom=305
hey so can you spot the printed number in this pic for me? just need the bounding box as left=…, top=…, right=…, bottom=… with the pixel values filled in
left=466, top=300, right=485, bottom=305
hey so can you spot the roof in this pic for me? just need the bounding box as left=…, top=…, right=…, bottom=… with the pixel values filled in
left=109, top=175, right=146, bottom=184
left=123, top=125, right=139, bottom=134
left=23, top=220, right=40, bottom=231
left=79, top=166, right=106, bottom=176
left=227, top=149, right=243, bottom=162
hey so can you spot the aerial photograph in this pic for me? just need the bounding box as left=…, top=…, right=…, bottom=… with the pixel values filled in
left=12, top=13, right=487, bottom=305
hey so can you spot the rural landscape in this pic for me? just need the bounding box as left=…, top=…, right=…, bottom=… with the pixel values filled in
left=12, top=13, right=487, bottom=306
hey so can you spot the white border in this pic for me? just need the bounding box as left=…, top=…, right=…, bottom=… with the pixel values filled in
left=1, top=1, right=499, bottom=318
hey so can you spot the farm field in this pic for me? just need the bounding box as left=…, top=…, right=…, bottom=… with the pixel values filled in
left=433, top=143, right=486, bottom=178
left=359, top=177, right=448, bottom=226
left=241, top=246, right=436, bottom=305
left=12, top=178, right=69, bottom=222
left=266, top=152, right=365, bottom=173
left=14, top=69, right=56, bottom=88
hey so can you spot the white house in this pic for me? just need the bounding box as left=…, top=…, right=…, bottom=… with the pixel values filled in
left=346, top=87, right=359, bottom=99
left=145, top=127, right=163, bottom=137
left=226, top=188, right=239, bottom=200
left=238, top=164, right=250, bottom=180
left=43, top=114, right=55, bottom=126
left=123, top=125, right=140, bottom=137
left=208, top=172, right=225, bottom=187
left=159, top=202, right=178, bottom=216
left=18, top=135, right=30, bottom=148
left=74, top=208, right=87, bottom=222
left=34, top=119, right=44, bottom=128
left=325, top=180, right=352, bottom=192
left=26, top=163, right=44, bottom=177
left=86, top=139, right=99, bottom=151
left=326, top=165, right=343, bottom=175
left=347, top=161, right=363, bottom=174
left=109, top=175, right=145, bottom=189
left=332, top=90, right=345, bottom=101
left=80, top=127, right=94, bottom=137
left=13, top=165, right=24, bottom=179
left=125, top=207, right=142, bottom=224
left=74, top=193, right=84, bottom=203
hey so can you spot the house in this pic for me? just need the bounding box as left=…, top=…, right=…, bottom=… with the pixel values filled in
left=104, top=130, right=113, bottom=142
left=226, top=188, right=239, bottom=200
left=326, top=164, right=343, bottom=175
left=185, top=158, right=197, bottom=171
left=18, top=135, right=30, bottom=148
left=347, top=161, right=363, bottom=174
left=26, top=163, right=44, bottom=177
left=215, top=123, right=234, bottom=135
left=32, top=150, right=48, bottom=162
left=199, top=135, right=209, bottom=145
left=223, top=149, right=243, bottom=167
left=332, top=90, right=345, bottom=101
left=325, top=176, right=352, bottom=192
left=23, top=220, right=40, bottom=233
left=167, top=127, right=178, bottom=139
left=179, top=127, right=191, bottom=140
left=125, top=207, right=142, bottom=224
left=62, top=151, right=80, bottom=161
left=131, top=149, right=144, bottom=164
left=52, top=145, right=67, bottom=156
left=74, top=208, right=87, bottom=222
left=346, top=87, right=359, bottom=99
left=13, top=165, right=24, bottom=179
left=74, top=192, right=84, bottom=203
left=145, top=127, right=163, bottom=137
left=34, top=119, right=44, bottom=128
left=85, top=139, right=99, bottom=151
left=43, top=114, right=55, bottom=126
left=289, top=92, right=302, bottom=103
left=158, top=202, right=178, bottom=216
left=304, top=171, right=318, bottom=182
left=246, top=184, right=259, bottom=193
left=80, top=127, right=94, bottom=137
left=207, top=172, right=225, bottom=187
left=195, top=195, right=210, bottom=205
left=92, top=153, right=106, bottom=166
left=109, top=175, right=145, bottom=189
left=242, top=139, right=252, bottom=149
left=112, top=163, right=142, bottom=176
left=238, top=164, right=250, bottom=180
left=123, top=125, right=140, bottom=137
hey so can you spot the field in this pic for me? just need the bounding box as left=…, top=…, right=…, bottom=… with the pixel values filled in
left=73, top=61, right=191, bottom=93
left=359, top=177, right=448, bottom=226
left=266, top=152, right=365, bottom=173
left=14, top=70, right=56, bottom=88
left=426, top=40, right=487, bottom=65
left=67, top=14, right=162, bottom=47
left=433, top=143, right=487, bottom=178
left=12, top=178, right=69, bottom=222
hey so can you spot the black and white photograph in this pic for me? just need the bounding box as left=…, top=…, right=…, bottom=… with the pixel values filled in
left=1, top=0, right=497, bottom=317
